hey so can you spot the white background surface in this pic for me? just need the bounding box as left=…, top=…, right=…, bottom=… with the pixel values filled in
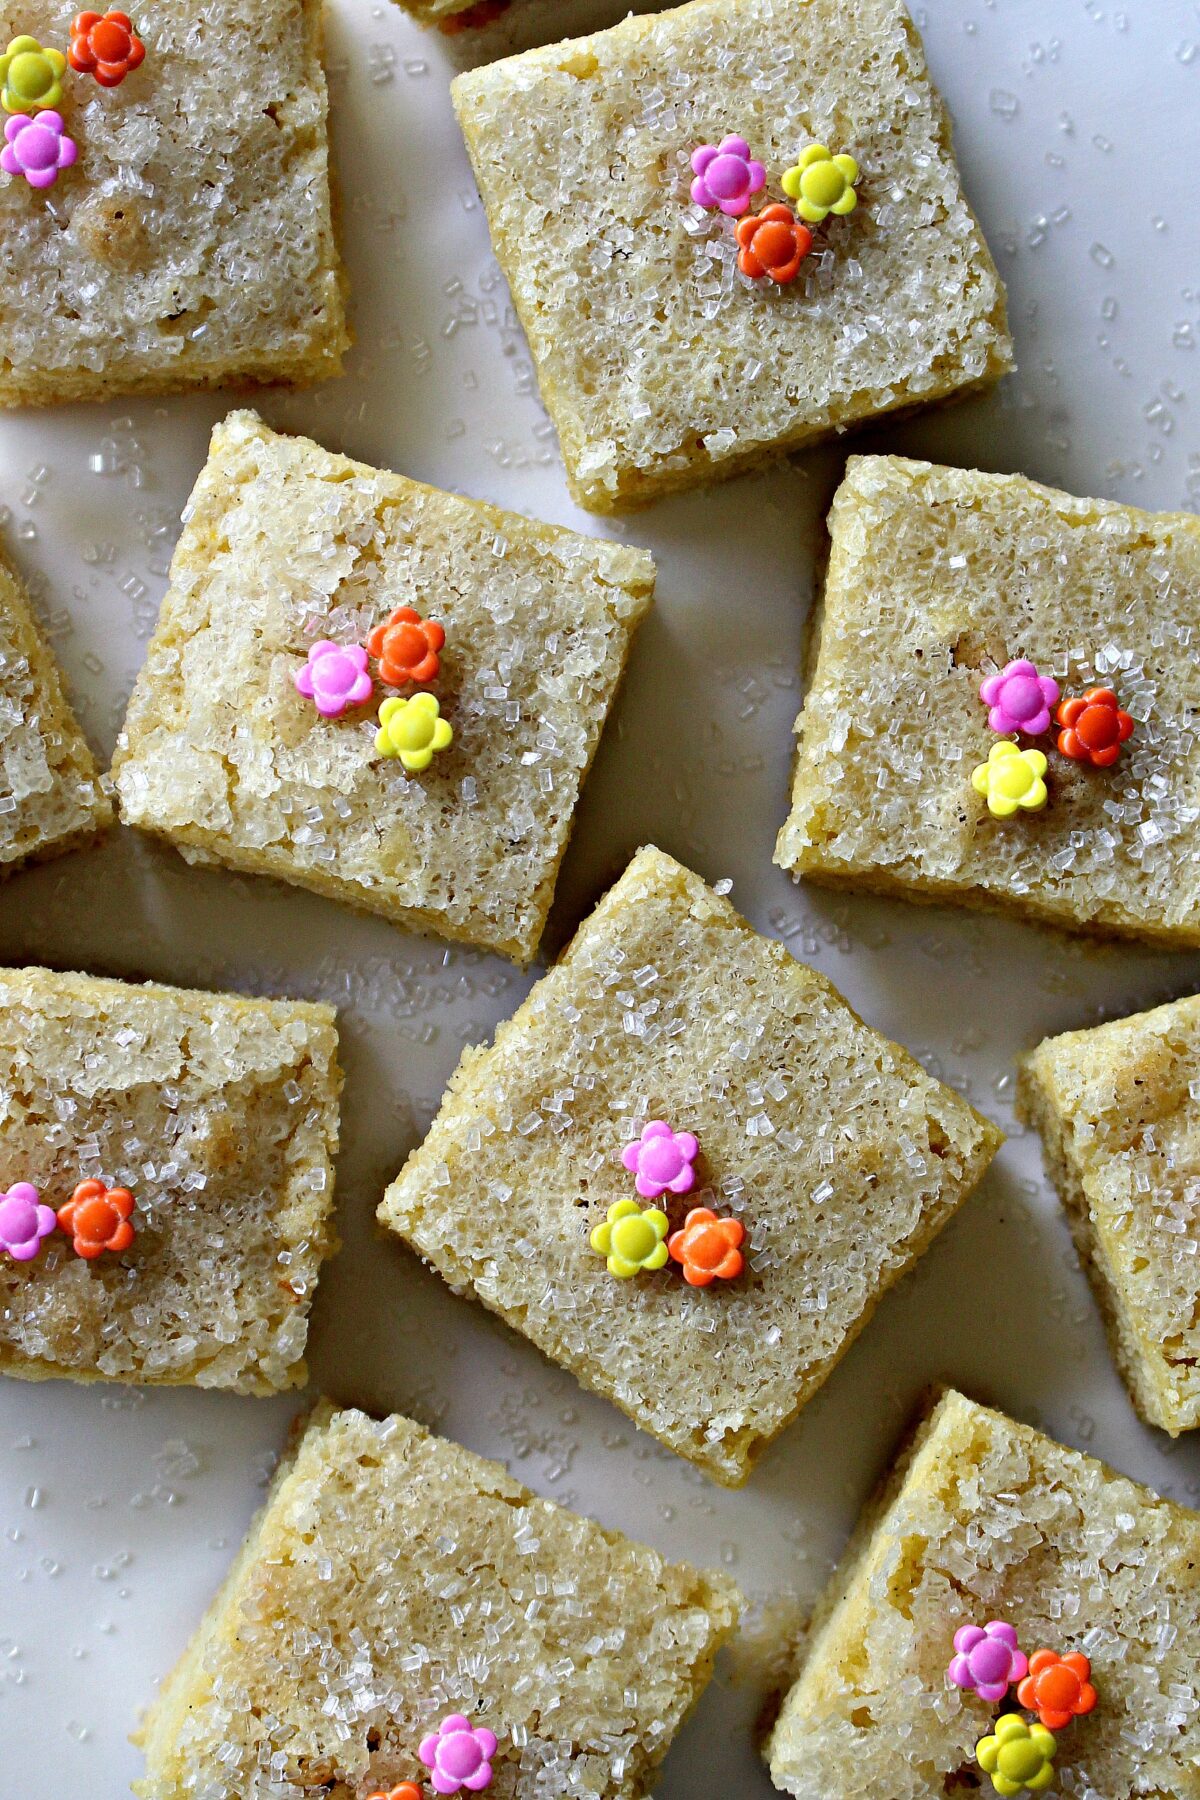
left=1, top=1, right=1199, bottom=1793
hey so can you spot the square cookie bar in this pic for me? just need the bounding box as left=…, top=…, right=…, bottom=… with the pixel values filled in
left=379, top=846, right=1001, bottom=1485
left=134, top=1402, right=740, bottom=1798
left=452, top=0, right=1010, bottom=513
left=0, top=0, right=347, bottom=405
left=0, top=539, right=110, bottom=871
left=767, top=1389, right=1200, bottom=1800
left=1019, top=994, right=1200, bottom=1436
left=112, top=411, right=654, bottom=961
left=0, top=966, right=340, bottom=1393
left=776, top=455, right=1200, bottom=946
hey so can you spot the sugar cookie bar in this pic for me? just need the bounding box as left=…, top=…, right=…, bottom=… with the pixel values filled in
left=112, top=411, right=654, bottom=962
left=0, top=540, right=110, bottom=870
left=379, top=846, right=1001, bottom=1485
left=0, top=966, right=340, bottom=1393
left=776, top=454, right=1200, bottom=946
left=134, top=1402, right=740, bottom=1798
left=0, top=0, right=347, bottom=405
left=767, top=1389, right=1200, bottom=1800
left=452, top=0, right=1011, bottom=512
left=1019, top=994, right=1200, bottom=1435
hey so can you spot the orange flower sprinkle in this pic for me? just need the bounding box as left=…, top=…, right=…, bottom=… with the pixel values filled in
left=1017, top=1650, right=1098, bottom=1730
left=366, top=1785, right=423, bottom=1800
left=57, top=1178, right=135, bottom=1260
left=667, top=1207, right=745, bottom=1286
left=68, top=11, right=145, bottom=87
left=735, top=204, right=813, bottom=284
left=1055, top=687, right=1133, bottom=768
left=366, top=607, right=445, bottom=688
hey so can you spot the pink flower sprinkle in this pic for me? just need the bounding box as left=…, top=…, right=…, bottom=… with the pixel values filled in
left=1, top=111, right=77, bottom=190
left=294, top=641, right=374, bottom=718
left=948, top=1621, right=1028, bottom=1703
left=0, top=1182, right=58, bottom=1263
left=979, top=659, right=1060, bottom=736
left=690, top=135, right=765, bottom=216
left=418, top=1714, right=498, bottom=1795
left=621, top=1120, right=699, bottom=1199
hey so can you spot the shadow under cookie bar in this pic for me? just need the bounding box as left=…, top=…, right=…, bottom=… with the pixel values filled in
left=0, top=535, right=111, bottom=872
left=133, top=1402, right=741, bottom=1798
left=0, top=0, right=348, bottom=406
left=111, top=410, right=654, bottom=963
left=776, top=454, right=1200, bottom=946
left=393, top=0, right=670, bottom=57
left=0, top=965, right=341, bottom=1393
left=452, top=0, right=1011, bottom=513
left=379, top=844, right=1002, bottom=1485
left=1019, top=994, right=1200, bottom=1436
left=766, top=1388, right=1200, bottom=1800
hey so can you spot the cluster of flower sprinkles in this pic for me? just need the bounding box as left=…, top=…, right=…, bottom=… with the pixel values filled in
left=364, top=1711, right=498, bottom=1797
left=293, top=605, right=454, bottom=775
left=688, top=133, right=859, bottom=285
left=948, top=1620, right=1098, bottom=1795
left=0, top=1178, right=135, bottom=1264
left=971, top=659, right=1134, bottom=819
left=589, top=1121, right=746, bottom=1287
left=0, top=13, right=143, bottom=192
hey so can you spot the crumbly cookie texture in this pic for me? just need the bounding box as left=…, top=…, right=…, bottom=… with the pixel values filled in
left=767, top=1388, right=1200, bottom=1800
left=0, top=541, right=110, bottom=871
left=1019, top=994, right=1200, bottom=1436
left=776, top=454, right=1200, bottom=946
left=451, top=0, right=1011, bottom=513
left=0, top=966, right=341, bottom=1393
left=111, top=411, right=654, bottom=962
left=379, top=845, right=1002, bottom=1485
left=133, top=1402, right=741, bottom=1800
left=0, top=0, right=348, bottom=405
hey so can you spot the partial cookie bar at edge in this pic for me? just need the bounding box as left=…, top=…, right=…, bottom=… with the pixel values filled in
left=0, top=966, right=341, bottom=1394
left=0, top=0, right=348, bottom=405
left=1018, top=994, right=1200, bottom=1435
left=133, top=1402, right=741, bottom=1798
left=767, top=1388, right=1200, bottom=1800
left=0, top=540, right=111, bottom=873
